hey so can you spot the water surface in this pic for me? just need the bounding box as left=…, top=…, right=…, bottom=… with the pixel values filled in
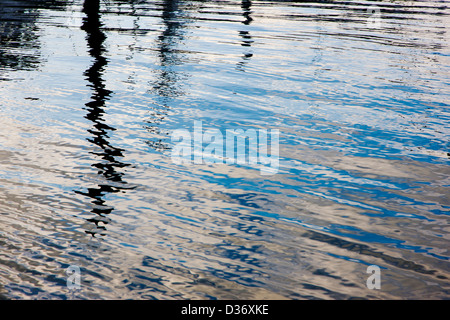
left=0, top=0, right=449, bottom=299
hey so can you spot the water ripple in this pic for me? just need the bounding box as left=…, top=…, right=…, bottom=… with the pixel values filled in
left=0, top=0, right=449, bottom=299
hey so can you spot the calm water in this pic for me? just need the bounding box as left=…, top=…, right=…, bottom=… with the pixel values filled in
left=0, top=0, right=449, bottom=299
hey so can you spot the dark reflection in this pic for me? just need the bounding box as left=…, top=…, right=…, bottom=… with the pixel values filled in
left=144, top=0, right=190, bottom=151
left=0, top=0, right=65, bottom=76
left=302, top=229, right=448, bottom=280
left=236, top=0, right=253, bottom=71
left=76, top=0, right=133, bottom=237
left=241, top=0, right=253, bottom=25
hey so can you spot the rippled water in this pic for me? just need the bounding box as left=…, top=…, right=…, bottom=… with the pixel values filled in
left=0, top=0, right=449, bottom=300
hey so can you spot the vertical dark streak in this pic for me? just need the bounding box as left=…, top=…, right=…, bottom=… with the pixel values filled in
left=144, top=0, right=189, bottom=151
left=236, top=0, right=254, bottom=71
left=76, top=0, right=133, bottom=237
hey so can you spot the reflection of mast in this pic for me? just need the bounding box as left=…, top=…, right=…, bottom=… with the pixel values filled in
left=241, top=0, right=253, bottom=25
left=236, top=0, right=253, bottom=71
left=77, top=0, right=133, bottom=237
left=145, top=0, right=189, bottom=151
